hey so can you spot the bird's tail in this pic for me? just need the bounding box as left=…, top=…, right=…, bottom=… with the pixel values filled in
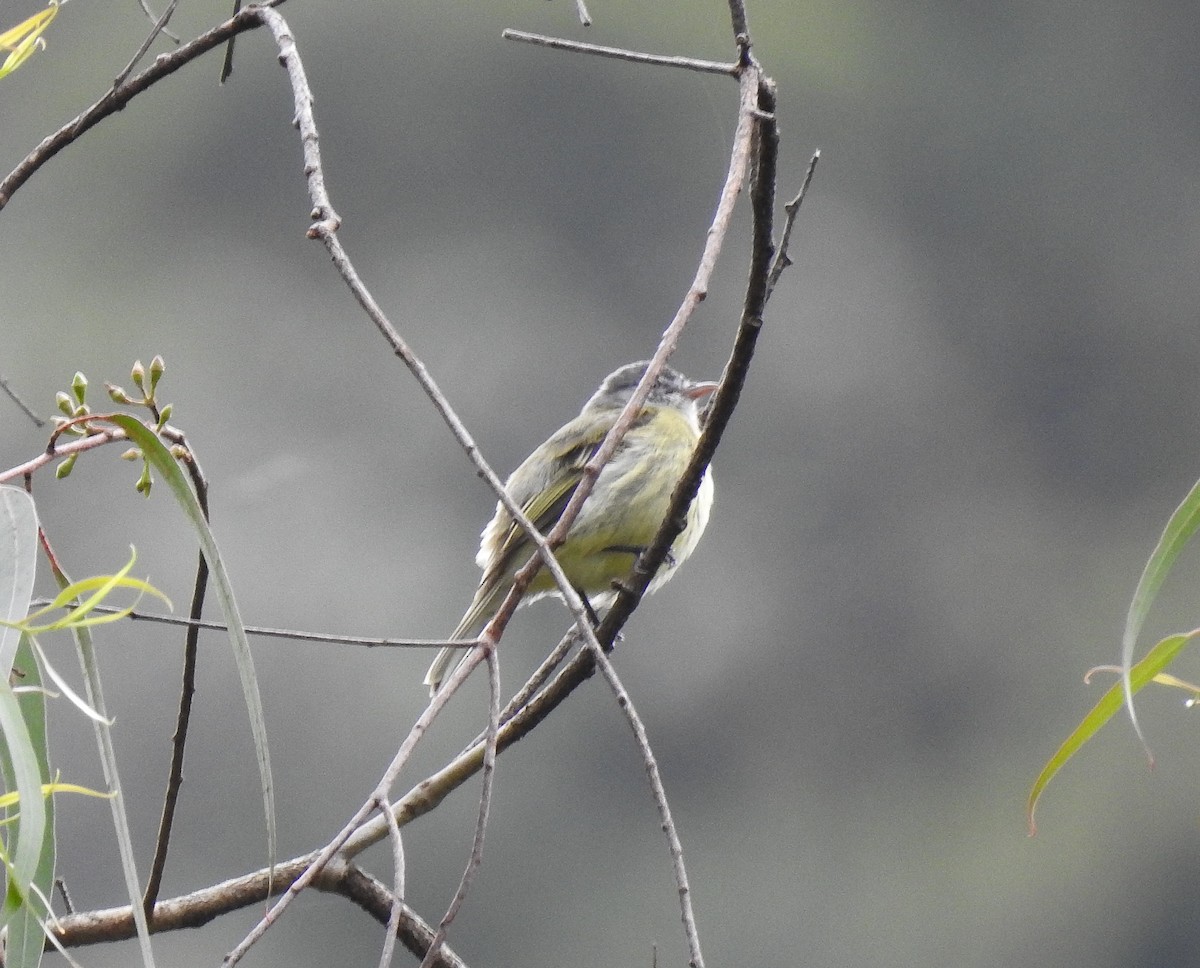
left=422, top=643, right=464, bottom=698
left=423, top=586, right=499, bottom=697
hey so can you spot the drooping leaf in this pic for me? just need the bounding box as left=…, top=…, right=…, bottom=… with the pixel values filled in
left=0, top=487, right=38, bottom=670
left=0, top=662, right=46, bottom=937
left=0, top=489, right=44, bottom=940
left=0, top=2, right=58, bottom=80
left=1120, top=476, right=1200, bottom=751
left=104, top=415, right=275, bottom=879
left=1028, top=631, right=1197, bottom=834
left=19, top=548, right=170, bottom=633
left=2, top=635, right=55, bottom=968
left=56, top=568, right=157, bottom=968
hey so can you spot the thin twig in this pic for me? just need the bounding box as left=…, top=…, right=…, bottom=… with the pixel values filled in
left=464, top=629, right=580, bottom=752
left=764, top=149, right=820, bottom=303
left=420, top=646, right=500, bottom=967
left=142, top=433, right=210, bottom=922
left=220, top=0, right=243, bottom=83
left=375, top=796, right=406, bottom=968
left=134, top=0, right=180, bottom=44
left=587, top=648, right=703, bottom=968
left=0, top=375, right=46, bottom=427
left=26, top=600, right=467, bottom=650
left=0, top=428, right=126, bottom=484
left=112, top=0, right=180, bottom=89
left=223, top=623, right=471, bottom=967
left=0, top=0, right=287, bottom=212
left=49, top=858, right=466, bottom=967
left=726, top=0, right=751, bottom=55
left=502, top=29, right=737, bottom=76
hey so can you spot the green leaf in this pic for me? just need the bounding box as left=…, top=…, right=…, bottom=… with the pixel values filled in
left=0, top=489, right=44, bottom=942
left=0, top=487, right=39, bottom=671
left=28, top=636, right=112, bottom=725
left=1120, top=476, right=1200, bottom=751
left=18, top=548, right=171, bottom=633
left=1028, top=631, right=1197, bottom=834
left=54, top=566, right=157, bottom=968
left=0, top=2, right=58, bottom=80
left=2, top=636, right=55, bottom=968
left=104, top=415, right=276, bottom=879
left=0, top=657, right=46, bottom=938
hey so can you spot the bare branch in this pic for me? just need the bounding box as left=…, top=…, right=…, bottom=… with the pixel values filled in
left=0, top=0, right=287, bottom=211
left=0, top=375, right=46, bottom=427
left=0, top=428, right=126, bottom=484
left=32, top=601, right=465, bottom=649
left=134, top=0, right=179, bottom=44
left=112, top=0, right=180, bottom=89
left=420, top=647, right=501, bottom=967
left=726, top=0, right=752, bottom=57
left=375, top=798, right=406, bottom=968
left=588, top=648, right=706, bottom=968
left=765, top=149, right=820, bottom=303
left=222, top=659, right=464, bottom=965
left=594, top=66, right=764, bottom=646
left=50, top=859, right=467, bottom=968
left=143, top=433, right=211, bottom=921
left=220, top=0, right=244, bottom=83
left=502, top=29, right=737, bottom=76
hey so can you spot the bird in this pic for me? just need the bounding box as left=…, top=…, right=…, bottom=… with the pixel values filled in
left=423, top=360, right=718, bottom=696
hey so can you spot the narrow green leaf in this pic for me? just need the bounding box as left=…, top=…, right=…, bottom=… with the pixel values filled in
left=1121, top=477, right=1200, bottom=748
left=27, top=637, right=112, bottom=725
left=0, top=2, right=58, bottom=80
left=1028, top=630, right=1197, bottom=834
left=54, top=567, right=157, bottom=968
left=104, top=415, right=276, bottom=879
left=0, top=782, right=110, bottom=811
left=0, top=666, right=45, bottom=935
left=3, top=635, right=54, bottom=968
left=0, top=490, right=44, bottom=942
left=0, top=487, right=39, bottom=671
left=19, top=569, right=171, bottom=634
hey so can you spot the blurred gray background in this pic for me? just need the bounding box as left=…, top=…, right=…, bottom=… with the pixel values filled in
left=4, top=0, right=1200, bottom=965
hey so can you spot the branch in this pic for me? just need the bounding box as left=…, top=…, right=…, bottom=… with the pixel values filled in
left=765, top=149, right=820, bottom=303
left=419, top=647, right=500, bottom=968
left=0, top=375, right=46, bottom=427
left=0, top=428, right=127, bottom=484
left=49, top=858, right=467, bottom=968
left=28, top=601, right=464, bottom=649
left=0, top=0, right=287, bottom=211
left=112, top=0, right=180, bottom=89
left=587, top=647, right=706, bottom=967
left=501, top=30, right=737, bottom=76
left=142, top=433, right=211, bottom=921
left=134, top=0, right=180, bottom=44
left=375, top=794, right=407, bottom=968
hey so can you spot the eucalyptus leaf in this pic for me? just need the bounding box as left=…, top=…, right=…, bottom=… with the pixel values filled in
left=104, top=415, right=276, bottom=880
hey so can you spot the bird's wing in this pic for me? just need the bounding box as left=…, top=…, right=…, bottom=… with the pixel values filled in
left=484, top=435, right=597, bottom=584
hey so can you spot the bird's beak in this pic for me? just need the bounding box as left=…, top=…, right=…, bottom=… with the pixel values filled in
left=685, top=380, right=720, bottom=400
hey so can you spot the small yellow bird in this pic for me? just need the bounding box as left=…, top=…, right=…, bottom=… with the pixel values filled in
left=423, top=360, right=718, bottom=696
